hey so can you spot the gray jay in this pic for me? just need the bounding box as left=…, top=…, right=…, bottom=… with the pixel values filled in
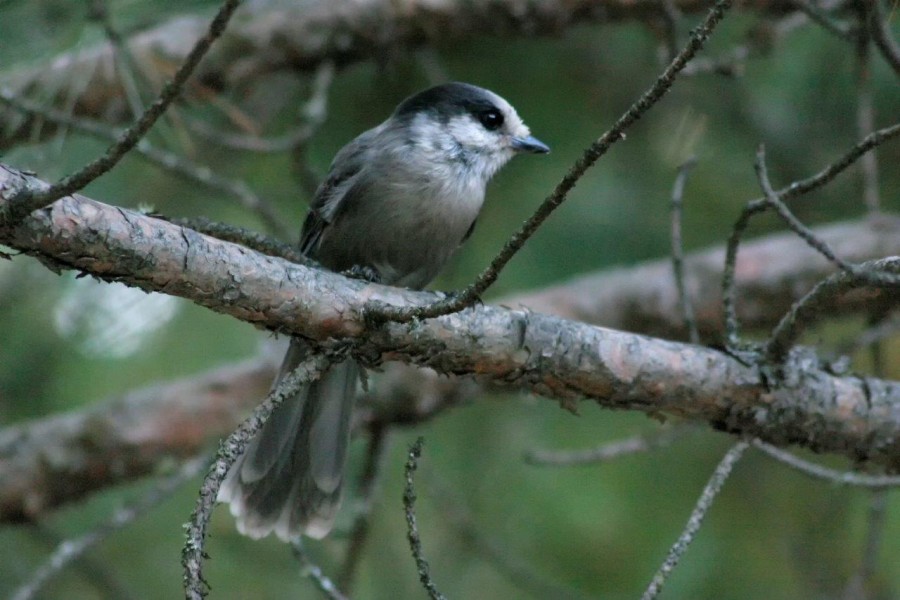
left=218, top=82, right=549, bottom=540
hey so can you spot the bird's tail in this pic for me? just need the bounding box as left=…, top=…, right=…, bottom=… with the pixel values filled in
left=218, top=339, right=358, bottom=540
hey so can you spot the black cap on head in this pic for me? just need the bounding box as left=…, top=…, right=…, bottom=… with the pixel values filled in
left=394, top=82, right=500, bottom=122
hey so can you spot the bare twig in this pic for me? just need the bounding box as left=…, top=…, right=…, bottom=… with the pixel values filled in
left=338, top=423, right=390, bottom=593
left=87, top=0, right=147, bottom=120
left=832, top=312, right=900, bottom=360
left=641, top=441, right=749, bottom=600
left=722, top=123, right=900, bottom=346
left=865, top=0, right=900, bottom=77
left=187, top=61, right=335, bottom=154
left=26, top=524, right=137, bottom=600
left=182, top=352, right=336, bottom=600
left=756, top=146, right=899, bottom=300
left=290, top=539, right=349, bottom=600
left=790, top=0, right=855, bottom=41
left=403, top=437, right=446, bottom=600
left=12, top=457, right=207, bottom=600
left=425, top=477, right=594, bottom=600
left=0, top=0, right=244, bottom=225
left=842, top=489, right=890, bottom=600
left=366, top=0, right=735, bottom=324
left=0, top=89, right=289, bottom=239
left=843, top=334, right=893, bottom=598
left=748, top=144, right=900, bottom=362
left=753, top=440, right=900, bottom=488
left=765, top=257, right=900, bottom=363
left=854, top=16, right=880, bottom=213
left=164, top=216, right=310, bottom=266
left=753, top=145, right=862, bottom=275
left=842, top=332, right=892, bottom=597
left=658, top=0, right=683, bottom=62
left=669, top=157, right=700, bottom=343
left=525, top=425, right=694, bottom=466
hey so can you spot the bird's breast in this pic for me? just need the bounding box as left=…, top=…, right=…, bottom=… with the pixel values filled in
left=314, top=151, right=490, bottom=289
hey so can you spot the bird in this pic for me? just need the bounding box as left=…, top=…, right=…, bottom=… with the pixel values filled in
left=218, top=81, right=549, bottom=541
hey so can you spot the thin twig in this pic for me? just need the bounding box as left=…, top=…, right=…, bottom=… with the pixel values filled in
left=12, top=457, right=208, bottom=600
left=0, top=89, right=289, bottom=239
left=753, top=440, right=900, bottom=488
left=1, top=0, right=244, bottom=225
left=290, top=539, right=350, bottom=600
left=866, top=0, right=900, bottom=77
left=842, top=336, right=891, bottom=598
left=790, top=0, right=855, bottom=41
left=164, top=216, right=311, bottom=266
left=754, top=145, right=858, bottom=273
left=753, top=145, right=900, bottom=350
left=721, top=123, right=900, bottom=347
left=854, top=15, right=880, bottom=213
left=669, top=157, right=700, bottom=344
left=187, top=61, right=335, bottom=154
left=641, top=441, right=749, bottom=600
left=288, top=65, right=337, bottom=199
left=338, top=423, right=390, bottom=593
left=525, top=425, right=694, bottom=466
left=182, top=352, right=336, bottom=600
left=87, top=0, right=146, bottom=120
left=842, top=489, right=889, bottom=600
left=755, top=144, right=900, bottom=288
left=425, top=477, right=594, bottom=600
left=366, top=0, right=735, bottom=324
left=832, top=312, right=900, bottom=358
left=658, top=0, right=682, bottom=62
left=28, top=524, right=137, bottom=600
left=764, top=257, right=900, bottom=363
left=403, top=437, right=446, bottom=600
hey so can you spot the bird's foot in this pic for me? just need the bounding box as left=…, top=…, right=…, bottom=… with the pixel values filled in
left=342, top=265, right=382, bottom=284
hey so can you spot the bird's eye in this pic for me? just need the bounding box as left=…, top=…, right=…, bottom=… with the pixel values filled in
left=478, top=109, right=504, bottom=131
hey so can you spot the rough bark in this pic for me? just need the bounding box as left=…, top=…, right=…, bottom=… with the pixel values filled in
left=1, top=163, right=898, bottom=525
left=0, top=358, right=274, bottom=523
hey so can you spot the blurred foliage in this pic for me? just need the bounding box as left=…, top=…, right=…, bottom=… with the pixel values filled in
left=1, top=0, right=899, bottom=598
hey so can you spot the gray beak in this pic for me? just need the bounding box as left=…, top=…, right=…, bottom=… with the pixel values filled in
left=511, top=135, right=550, bottom=154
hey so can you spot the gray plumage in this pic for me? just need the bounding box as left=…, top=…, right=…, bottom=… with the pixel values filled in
left=218, top=82, right=548, bottom=540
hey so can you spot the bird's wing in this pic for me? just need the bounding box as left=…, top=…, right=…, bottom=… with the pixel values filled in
left=299, top=129, right=378, bottom=258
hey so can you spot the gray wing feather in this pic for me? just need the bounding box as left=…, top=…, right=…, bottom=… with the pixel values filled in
left=299, top=129, right=378, bottom=258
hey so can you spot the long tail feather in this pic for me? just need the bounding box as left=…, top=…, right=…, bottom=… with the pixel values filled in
left=218, top=339, right=358, bottom=540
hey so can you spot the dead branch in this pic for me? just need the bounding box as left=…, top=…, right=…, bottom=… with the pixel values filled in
left=0, top=177, right=896, bottom=520
left=1, top=165, right=898, bottom=480
left=0, top=356, right=273, bottom=523
left=514, top=215, right=900, bottom=339
left=0, top=0, right=795, bottom=150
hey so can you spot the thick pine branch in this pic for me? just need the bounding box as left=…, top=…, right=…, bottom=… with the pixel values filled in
left=1, top=164, right=898, bottom=507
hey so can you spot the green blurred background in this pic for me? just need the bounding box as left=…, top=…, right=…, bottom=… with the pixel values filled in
left=1, top=0, right=899, bottom=598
